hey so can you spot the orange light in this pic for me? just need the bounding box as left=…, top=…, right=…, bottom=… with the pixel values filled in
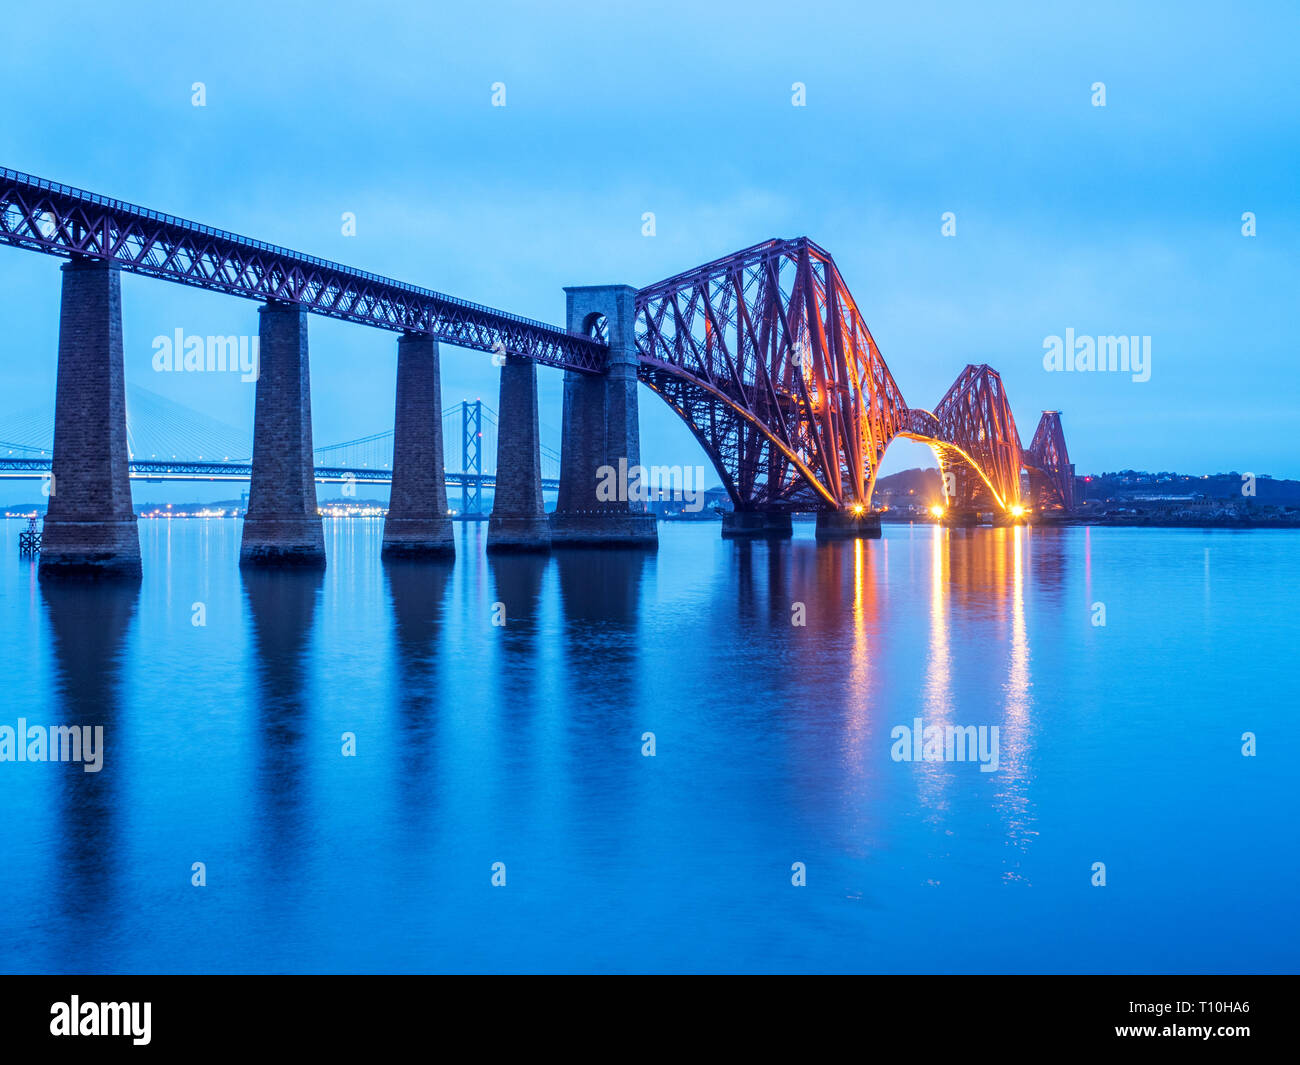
left=852, top=503, right=865, bottom=516
left=1009, top=504, right=1025, bottom=518
left=929, top=504, right=945, bottom=519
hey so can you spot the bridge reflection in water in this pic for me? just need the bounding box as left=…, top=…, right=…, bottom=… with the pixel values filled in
left=6, top=520, right=1296, bottom=972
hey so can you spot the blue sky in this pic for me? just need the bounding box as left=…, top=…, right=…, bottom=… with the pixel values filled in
left=1, top=0, right=1296, bottom=503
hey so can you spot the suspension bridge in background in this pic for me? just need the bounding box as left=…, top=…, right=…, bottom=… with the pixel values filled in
left=0, top=385, right=562, bottom=515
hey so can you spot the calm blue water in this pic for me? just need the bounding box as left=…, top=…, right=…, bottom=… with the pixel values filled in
left=0, top=519, right=1295, bottom=974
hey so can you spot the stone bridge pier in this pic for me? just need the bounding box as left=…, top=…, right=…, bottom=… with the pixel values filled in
left=815, top=508, right=883, bottom=540
left=549, top=285, right=657, bottom=549
left=382, top=333, right=455, bottom=559
left=39, top=256, right=141, bottom=579
left=487, top=354, right=550, bottom=552
left=721, top=510, right=794, bottom=539
left=239, top=301, right=326, bottom=567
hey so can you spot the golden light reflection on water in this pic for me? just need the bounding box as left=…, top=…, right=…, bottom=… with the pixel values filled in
left=1008, top=525, right=1030, bottom=714
left=834, top=536, right=879, bottom=857
left=917, top=524, right=953, bottom=810
left=924, top=525, right=951, bottom=719
left=911, top=525, right=1040, bottom=872
left=995, top=523, right=1038, bottom=879
left=851, top=537, right=869, bottom=690
left=843, top=536, right=874, bottom=763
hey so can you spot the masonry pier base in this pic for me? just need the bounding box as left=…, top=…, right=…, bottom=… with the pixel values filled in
left=549, top=285, right=658, bottom=551
left=721, top=511, right=794, bottom=539
left=487, top=354, right=551, bottom=553
left=382, top=333, right=455, bottom=560
left=39, top=257, right=141, bottom=580
left=239, top=301, right=326, bottom=568
left=814, top=509, right=883, bottom=541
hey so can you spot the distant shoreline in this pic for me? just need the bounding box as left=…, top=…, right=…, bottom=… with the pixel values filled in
left=877, top=516, right=1300, bottom=530
left=4, top=512, right=1298, bottom=532
left=1048, top=517, right=1300, bottom=530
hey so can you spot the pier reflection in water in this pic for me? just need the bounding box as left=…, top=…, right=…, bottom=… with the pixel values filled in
left=0, top=518, right=1294, bottom=973
left=39, top=580, right=137, bottom=969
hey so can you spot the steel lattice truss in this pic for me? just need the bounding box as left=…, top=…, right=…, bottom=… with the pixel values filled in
left=0, top=168, right=605, bottom=372
left=635, top=237, right=1082, bottom=513
left=923, top=365, right=1025, bottom=510
left=635, top=240, right=1079, bottom=513
left=635, top=238, right=908, bottom=510
left=1025, top=411, right=1076, bottom=510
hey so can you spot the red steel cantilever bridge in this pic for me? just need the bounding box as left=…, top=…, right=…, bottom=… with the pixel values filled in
left=636, top=238, right=1075, bottom=515
left=0, top=169, right=1073, bottom=519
